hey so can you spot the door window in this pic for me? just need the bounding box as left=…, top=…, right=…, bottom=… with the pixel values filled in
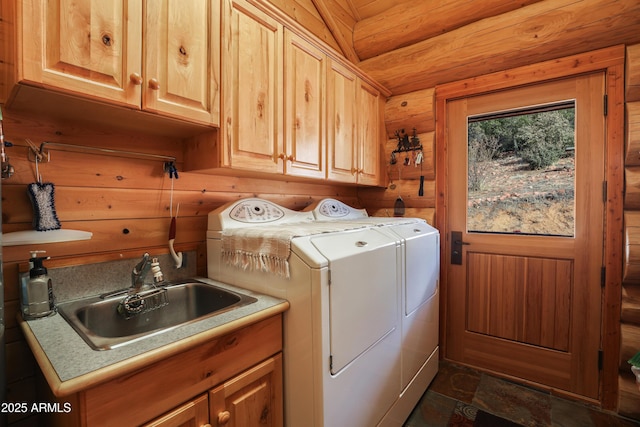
left=467, top=102, right=576, bottom=237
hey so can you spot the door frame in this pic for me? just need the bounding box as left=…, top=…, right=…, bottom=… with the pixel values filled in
left=435, top=45, right=625, bottom=409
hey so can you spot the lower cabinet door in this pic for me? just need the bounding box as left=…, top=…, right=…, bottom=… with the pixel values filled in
left=142, top=394, right=210, bottom=427
left=209, top=354, right=283, bottom=427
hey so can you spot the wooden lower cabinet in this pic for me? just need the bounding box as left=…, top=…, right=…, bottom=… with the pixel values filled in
left=142, top=394, right=210, bottom=427
left=43, top=315, right=283, bottom=427
left=144, top=355, right=283, bottom=427
left=209, top=355, right=283, bottom=427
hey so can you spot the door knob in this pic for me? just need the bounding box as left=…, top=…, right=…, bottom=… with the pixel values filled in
left=451, top=231, right=470, bottom=265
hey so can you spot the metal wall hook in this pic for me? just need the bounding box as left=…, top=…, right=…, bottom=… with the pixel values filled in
left=1, top=141, right=14, bottom=179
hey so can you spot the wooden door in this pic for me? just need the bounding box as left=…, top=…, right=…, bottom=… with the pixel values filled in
left=209, top=354, right=283, bottom=427
left=22, top=0, right=142, bottom=107
left=283, top=30, right=326, bottom=179
left=445, top=73, right=605, bottom=399
left=356, top=80, right=382, bottom=186
left=326, top=60, right=357, bottom=183
left=142, top=394, right=209, bottom=427
left=221, top=0, right=283, bottom=173
left=144, top=0, right=220, bottom=126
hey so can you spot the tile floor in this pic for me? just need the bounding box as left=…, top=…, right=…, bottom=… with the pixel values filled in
left=404, top=360, right=640, bottom=427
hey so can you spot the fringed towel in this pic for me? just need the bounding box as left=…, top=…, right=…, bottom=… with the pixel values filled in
left=221, top=221, right=379, bottom=278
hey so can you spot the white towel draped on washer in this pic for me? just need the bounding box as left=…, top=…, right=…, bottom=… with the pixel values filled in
left=221, top=218, right=417, bottom=278
left=221, top=221, right=373, bottom=278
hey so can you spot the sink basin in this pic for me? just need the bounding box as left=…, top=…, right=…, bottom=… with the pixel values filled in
left=57, top=281, right=258, bottom=350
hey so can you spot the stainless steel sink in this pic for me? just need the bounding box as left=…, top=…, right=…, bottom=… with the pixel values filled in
left=57, top=281, right=257, bottom=350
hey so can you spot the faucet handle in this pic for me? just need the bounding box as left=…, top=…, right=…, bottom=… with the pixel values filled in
left=151, top=258, right=164, bottom=283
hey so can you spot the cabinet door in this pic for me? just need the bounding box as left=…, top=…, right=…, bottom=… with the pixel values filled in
left=209, top=354, right=283, bottom=427
left=326, top=60, right=357, bottom=183
left=221, top=0, right=284, bottom=173
left=144, top=0, right=220, bottom=126
left=142, top=394, right=209, bottom=427
left=284, top=30, right=326, bottom=179
left=357, top=80, right=383, bottom=186
left=21, top=0, right=142, bottom=107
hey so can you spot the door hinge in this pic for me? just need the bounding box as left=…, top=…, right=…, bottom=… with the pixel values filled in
left=601, top=267, right=606, bottom=287
left=329, top=355, right=333, bottom=371
left=603, top=94, right=608, bottom=116
left=598, top=349, right=603, bottom=370
left=603, top=181, right=607, bottom=203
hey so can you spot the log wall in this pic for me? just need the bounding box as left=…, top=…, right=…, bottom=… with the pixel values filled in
left=620, top=43, right=640, bottom=419
left=358, top=88, right=436, bottom=224
left=0, top=109, right=359, bottom=426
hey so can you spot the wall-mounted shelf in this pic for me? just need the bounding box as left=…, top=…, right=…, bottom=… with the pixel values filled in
left=3, top=229, right=93, bottom=247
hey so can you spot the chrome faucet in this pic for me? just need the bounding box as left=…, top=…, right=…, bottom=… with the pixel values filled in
left=131, top=253, right=152, bottom=293
left=119, top=253, right=168, bottom=318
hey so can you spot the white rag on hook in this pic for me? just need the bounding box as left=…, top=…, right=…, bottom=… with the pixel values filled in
left=168, top=191, right=183, bottom=268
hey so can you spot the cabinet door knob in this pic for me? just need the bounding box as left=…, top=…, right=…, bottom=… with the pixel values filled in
left=148, top=78, right=161, bottom=90
left=278, top=153, right=294, bottom=162
left=129, top=73, right=143, bottom=85
left=218, top=410, right=231, bottom=425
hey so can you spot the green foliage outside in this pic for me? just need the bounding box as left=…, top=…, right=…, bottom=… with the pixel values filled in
left=468, top=107, right=575, bottom=171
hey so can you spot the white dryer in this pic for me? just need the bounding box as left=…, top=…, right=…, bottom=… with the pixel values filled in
left=207, top=198, right=403, bottom=427
left=307, top=199, right=440, bottom=426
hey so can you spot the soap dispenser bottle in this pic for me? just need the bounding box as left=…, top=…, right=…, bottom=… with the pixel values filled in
left=20, top=251, right=56, bottom=320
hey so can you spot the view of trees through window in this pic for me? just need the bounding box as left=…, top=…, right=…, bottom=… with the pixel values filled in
left=467, top=102, right=576, bottom=236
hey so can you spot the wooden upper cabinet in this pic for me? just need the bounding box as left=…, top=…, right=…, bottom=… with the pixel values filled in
left=284, top=30, right=326, bottom=180
left=144, top=0, right=220, bottom=125
left=182, top=0, right=387, bottom=185
left=16, top=0, right=219, bottom=126
left=327, top=60, right=358, bottom=183
left=221, top=0, right=284, bottom=173
left=357, top=80, right=383, bottom=186
left=327, top=62, right=382, bottom=186
left=20, top=0, right=142, bottom=106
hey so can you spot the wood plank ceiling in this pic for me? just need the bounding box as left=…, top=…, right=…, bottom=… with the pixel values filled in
left=302, top=0, right=640, bottom=95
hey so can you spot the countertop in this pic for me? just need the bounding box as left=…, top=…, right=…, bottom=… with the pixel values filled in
left=18, top=277, right=289, bottom=397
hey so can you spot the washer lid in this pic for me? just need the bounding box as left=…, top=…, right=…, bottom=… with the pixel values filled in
left=310, top=228, right=399, bottom=374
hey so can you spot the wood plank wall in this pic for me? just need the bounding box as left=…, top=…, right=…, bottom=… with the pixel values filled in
left=621, top=43, right=640, bottom=418
left=0, top=109, right=359, bottom=426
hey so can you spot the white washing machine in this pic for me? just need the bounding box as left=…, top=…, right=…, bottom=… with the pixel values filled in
left=307, top=199, right=440, bottom=426
left=207, top=198, right=403, bottom=427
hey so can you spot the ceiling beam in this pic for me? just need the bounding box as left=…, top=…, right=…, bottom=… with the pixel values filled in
left=309, top=0, right=360, bottom=63
left=358, top=0, right=640, bottom=95
left=353, top=0, right=543, bottom=61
